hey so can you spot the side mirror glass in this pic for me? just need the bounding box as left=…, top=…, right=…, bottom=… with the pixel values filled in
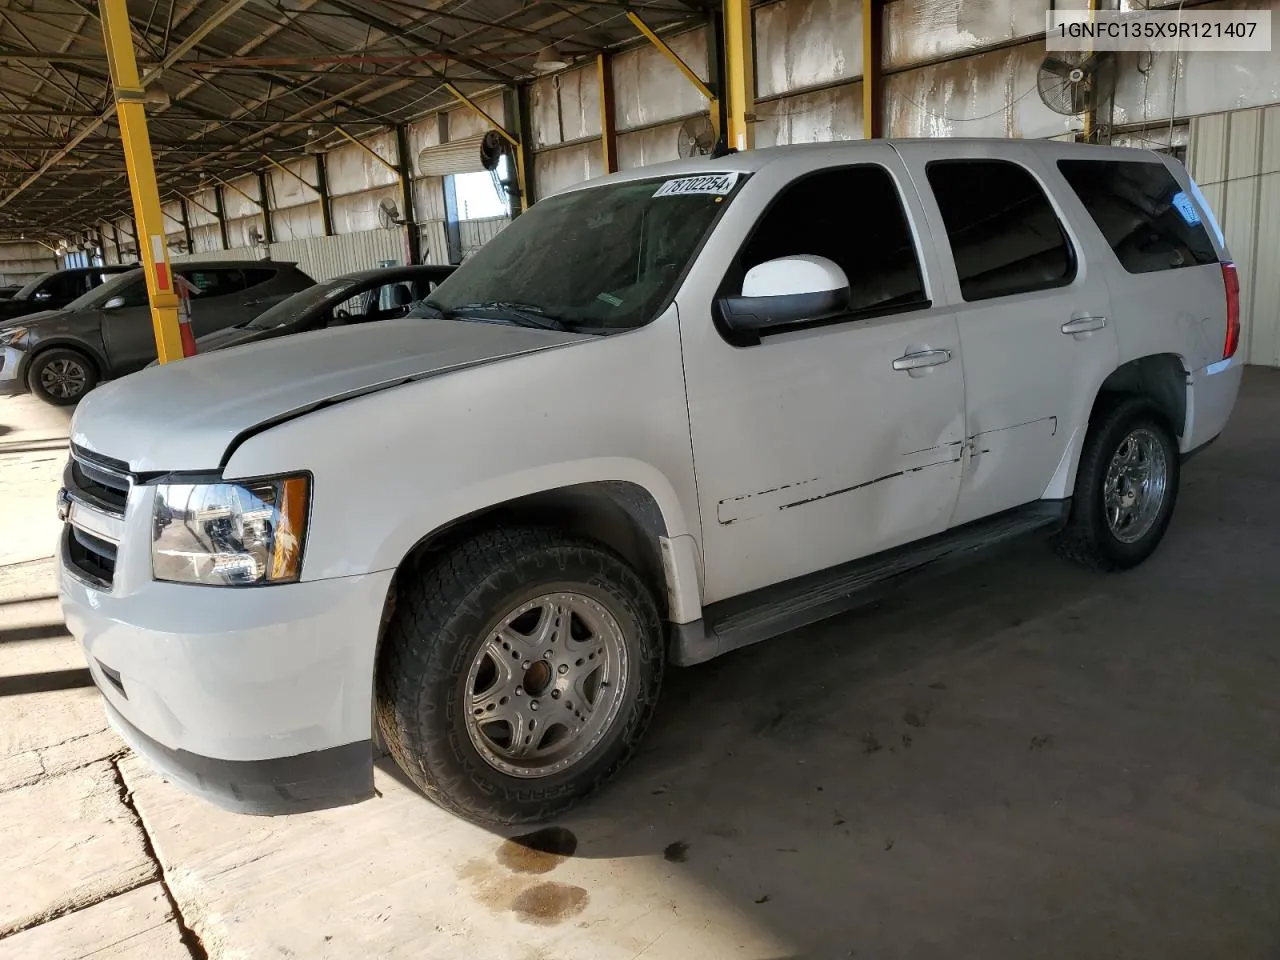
left=103, top=295, right=126, bottom=310
left=718, top=255, right=851, bottom=333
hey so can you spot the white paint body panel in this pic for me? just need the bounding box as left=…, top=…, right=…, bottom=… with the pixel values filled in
left=59, top=139, right=1242, bottom=772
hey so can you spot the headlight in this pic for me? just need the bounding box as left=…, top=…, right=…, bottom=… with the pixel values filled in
left=0, top=326, right=28, bottom=346
left=152, top=475, right=310, bottom=586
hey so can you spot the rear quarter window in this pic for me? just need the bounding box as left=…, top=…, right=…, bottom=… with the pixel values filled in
left=1056, top=159, right=1218, bottom=274
left=242, top=268, right=278, bottom=288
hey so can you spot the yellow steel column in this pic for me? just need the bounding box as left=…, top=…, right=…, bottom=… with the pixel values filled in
left=722, top=0, right=755, bottom=152
left=99, top=0, right=185, bottom=363
left=597, top=53, right=618, bottom=174
left=861, top=0, right=883, bottom=139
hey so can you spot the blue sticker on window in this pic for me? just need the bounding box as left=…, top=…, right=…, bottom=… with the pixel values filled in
left=1171, top=191, right=1202, bottom=227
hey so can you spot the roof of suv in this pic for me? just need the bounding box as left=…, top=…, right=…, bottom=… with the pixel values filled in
left=567, top=138, right=1172, bottom=194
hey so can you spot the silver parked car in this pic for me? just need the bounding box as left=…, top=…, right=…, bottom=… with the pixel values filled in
left=0, top=260, right=313, bottom=405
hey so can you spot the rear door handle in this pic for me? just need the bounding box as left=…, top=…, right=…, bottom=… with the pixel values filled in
left=892, top=348, right=952, bottom=372
left=1061, top=316, right=1107, bottom=335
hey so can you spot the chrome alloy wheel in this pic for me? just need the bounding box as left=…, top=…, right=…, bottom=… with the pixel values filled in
left=1103, top=426, right=1169, bottom=543
left=463, top=591, right=628, bottom=779
left=40, top=357, right=87, bottom=399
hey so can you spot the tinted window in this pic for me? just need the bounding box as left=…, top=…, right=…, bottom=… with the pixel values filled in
left=733, top=165, right=927, bottom=316
left=1057, top=159, right=1218, bottom=274
left=179, top=268, right=246, bottom=298
left=114, top=278, right=150, bottom=308
left=241, top=268, right=277, bottom=288
left=926, top=160, right=1075, bottom=301
left=44, top=272, right=90, bottom=301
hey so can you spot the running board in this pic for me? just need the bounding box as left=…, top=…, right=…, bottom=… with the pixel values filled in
left=670, top=500, right=1070, bottom=666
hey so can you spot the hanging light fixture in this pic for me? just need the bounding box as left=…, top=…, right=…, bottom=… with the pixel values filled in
left=532, top=44, right=569, bottom=74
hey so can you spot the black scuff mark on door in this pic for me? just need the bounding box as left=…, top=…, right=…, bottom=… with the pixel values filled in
left=779, top=453, right=962, bottom=511
left=718, top=477, right=820, bottom=509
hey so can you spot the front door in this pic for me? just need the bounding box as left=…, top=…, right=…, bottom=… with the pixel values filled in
left=679, top=146, right=967, bottom=604
left=895, top=143, right=1120, bottom=526
left=176, top=267, right=250, bottom=336
left=98, top=276, right=157, bottom=374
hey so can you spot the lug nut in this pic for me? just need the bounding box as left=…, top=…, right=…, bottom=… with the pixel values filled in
left=530, top=700, right=539, bottom=711
left=515, top=686, right=523, bottom=696
left=557, top=664, right=569, bottom=675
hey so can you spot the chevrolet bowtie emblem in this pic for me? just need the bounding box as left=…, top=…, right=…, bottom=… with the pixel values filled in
left=56, top=488, right=72, bottom=522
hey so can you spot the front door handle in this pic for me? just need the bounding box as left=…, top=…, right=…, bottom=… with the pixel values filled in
left=892, top=348, right=952, bottom=372
left=1061, top=316, right=1107, bottom=335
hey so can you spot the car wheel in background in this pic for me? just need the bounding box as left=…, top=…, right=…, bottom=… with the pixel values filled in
left=27, top=348, right=99, bottom=406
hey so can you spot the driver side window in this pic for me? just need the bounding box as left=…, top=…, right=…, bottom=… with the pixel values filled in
left=731, top=165, right=927, bottom=316
left=117, top=279, right=151, bottom=308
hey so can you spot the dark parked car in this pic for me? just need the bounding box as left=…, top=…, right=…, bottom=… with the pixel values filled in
left=0, top=284, right=22, bottom=299
left=190, top=264, right=456, bottom=354
left=0, top=260, right=313, bottom=405
left=0, top=266, right=136, bottom=321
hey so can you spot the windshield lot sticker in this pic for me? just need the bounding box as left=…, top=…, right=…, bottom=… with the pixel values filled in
left=653, top=172, right=739, bottom=198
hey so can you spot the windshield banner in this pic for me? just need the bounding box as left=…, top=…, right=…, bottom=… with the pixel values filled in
left=653, top=172, right=740, bottom=198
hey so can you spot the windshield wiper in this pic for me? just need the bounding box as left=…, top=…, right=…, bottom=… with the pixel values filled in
left=447, top=300, right=569, bottom=331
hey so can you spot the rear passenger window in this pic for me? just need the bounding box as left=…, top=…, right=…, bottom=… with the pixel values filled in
left=181, top=269, right=246, bottom=298
left=926, top=160, right=1075, bottom=301
left=1057, top=159, right=1218, bottom=274
left=241, top=268, right=277, bottom=288
left=734, top=165, right=927, bottom=317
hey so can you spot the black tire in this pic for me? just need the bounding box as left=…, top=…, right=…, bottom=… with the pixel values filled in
left=26, top=347, right=98, bottom=406
left=1052, top=395, right=1180, bottom=571
left=375, top=527, right=664, bottom=826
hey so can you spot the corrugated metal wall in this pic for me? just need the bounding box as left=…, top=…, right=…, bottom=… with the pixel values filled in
left=1190, top=105, right=1280, bottom=368
left=171, top=228, right=408, bottom=281
left=460, top=217, right=508, bottom=258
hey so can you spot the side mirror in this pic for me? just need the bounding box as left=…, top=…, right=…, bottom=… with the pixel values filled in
left=102, top=296, right=126, bottom=310
left=718, top=255, right=851, bottom=334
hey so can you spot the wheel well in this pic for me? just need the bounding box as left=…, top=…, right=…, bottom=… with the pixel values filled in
left=1092, top=354, right=1188, bottom=439
left=390, top=482, right=671, bottom=622
left=27, top=341, right=103, bottom=379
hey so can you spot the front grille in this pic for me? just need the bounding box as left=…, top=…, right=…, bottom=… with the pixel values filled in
left=66, top=446, right=131, bottom=516
left=64, top=524, right=117, bottom=589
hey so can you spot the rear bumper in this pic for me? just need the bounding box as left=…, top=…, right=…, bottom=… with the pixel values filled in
left=0, top=346, right=29, bottom=396
left=1182, top=355, right=1244, bottom=454
left=105, top=698, right=374, bottom=816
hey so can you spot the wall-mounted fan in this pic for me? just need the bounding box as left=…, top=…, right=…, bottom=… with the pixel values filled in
left=1037, top=51, right=1116, bottom=117
left=480, top=130, right=520, bottom=206
left=378, top=198, right=404, bottom=229
left=677, top=116, right=717, bottom=158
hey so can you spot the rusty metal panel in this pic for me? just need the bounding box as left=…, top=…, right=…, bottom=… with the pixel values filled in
left=755, top=85, right=864, bottom=145
left=461, top=216, right=510, bottom=258
left=531, top=65, right=602, bottom=148
left=331, top=185, right=403, bottom=234
left=327, top=129, right=400, bottom=195
left=448, top=95, right=506, bottom=141
left=533, top=142, right=605, bottom=199
left=756, top=0, right=862, bottom=99
left=1111, top=47, right=1280, bottom=128
left=1191, top=105, right=1280, bottom=367
left=885, top=0, right=1051, bottom=71
left=885, top=44, right=1074, bottom=139
left=615, top=27, right=710, bottom=131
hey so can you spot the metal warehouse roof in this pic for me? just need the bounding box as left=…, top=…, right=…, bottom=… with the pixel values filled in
left=0, top=0, right=702, bottom=238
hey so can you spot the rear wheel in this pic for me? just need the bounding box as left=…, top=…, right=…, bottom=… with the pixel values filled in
left=1053, top=396, right=1180, bottom=571
left=27, top=347, right=98, bottom=406
left=375, top=527, right=664, bottom=825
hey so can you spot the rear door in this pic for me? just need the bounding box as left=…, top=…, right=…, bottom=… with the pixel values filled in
left=896, top=142, right=1119, bottom=526
left=177, top=267, right=251, bottom=336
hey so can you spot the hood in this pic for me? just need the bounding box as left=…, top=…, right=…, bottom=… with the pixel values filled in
left=71, top=317, right=592, bottom=472
left=190, top=323, right=273, bottom=353
left=0, top=306, right=68, bottom=331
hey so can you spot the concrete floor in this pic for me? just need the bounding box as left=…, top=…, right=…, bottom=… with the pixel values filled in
left=1, top=370, right=1279, bottom=960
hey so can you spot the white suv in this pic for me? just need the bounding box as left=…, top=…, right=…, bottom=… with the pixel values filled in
left=58, top=139, right=1242, bottom=825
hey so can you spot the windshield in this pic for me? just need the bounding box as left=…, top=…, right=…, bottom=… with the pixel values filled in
left=64, top=269, right=142, bottom=311
left=425, top=172, right=743, bottom=332
left=246, top=277, right=357, bottom=330
left=14, top=273, right=54, bottom=301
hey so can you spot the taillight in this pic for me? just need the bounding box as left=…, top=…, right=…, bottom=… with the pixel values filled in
left=1221, top=261, right=1241, bottom=359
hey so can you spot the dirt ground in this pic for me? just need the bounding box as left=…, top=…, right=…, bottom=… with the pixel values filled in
left=1, top=369, right=1279, bottom=959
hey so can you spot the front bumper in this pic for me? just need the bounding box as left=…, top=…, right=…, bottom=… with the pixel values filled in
left=0, top=346, right=29, bottom=396
left=59, top=532, right=394, bottom=815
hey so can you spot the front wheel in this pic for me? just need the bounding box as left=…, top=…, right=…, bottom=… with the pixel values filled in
left=375, top=527, right=664, bottom=826
left=1053, top=396, right=1180, bottom=571
left=27, top=347, right=98, bottom=405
